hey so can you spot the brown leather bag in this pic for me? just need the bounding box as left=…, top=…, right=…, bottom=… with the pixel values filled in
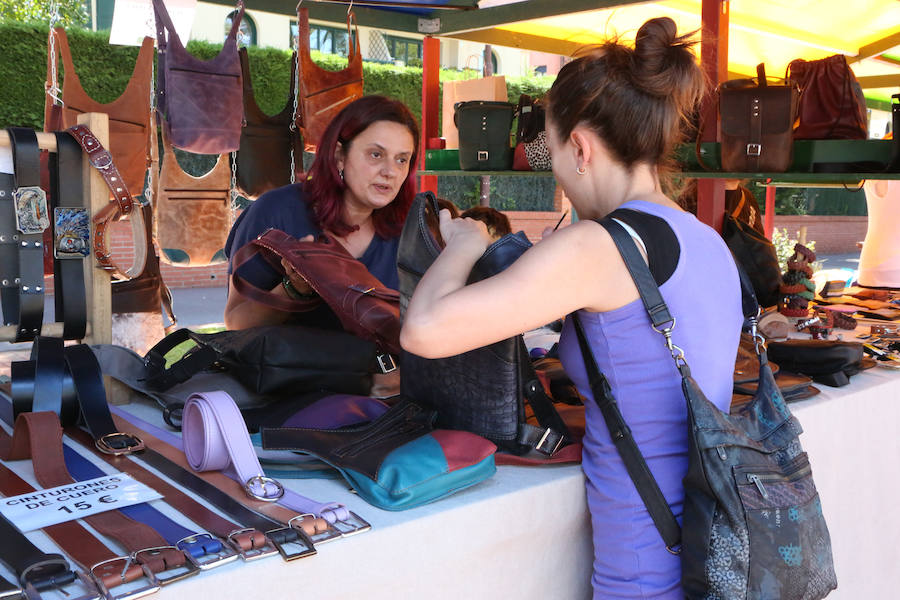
left=296, top=8, right=363, bottom=149
left=230, top=228, right=401, bottom=355
left=234, top=48, right=302, bottom=199
left=153, top=0, right=244, bottom=154
left=787, top=54, right=868, bottom=140
left=718, top=64, right=798, bottom=172
left=156, top=120, right=232, bottom=267
left=44, top=27, right=154, bottom=195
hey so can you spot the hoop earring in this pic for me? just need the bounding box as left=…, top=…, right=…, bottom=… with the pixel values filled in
left=576, top=166, right=586, bottom=175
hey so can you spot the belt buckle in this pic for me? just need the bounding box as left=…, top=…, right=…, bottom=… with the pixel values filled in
left=376, top=353, right=397, bottom=374
left=131, top=547, right=199, bottom=586
left=331, top=512, right=372, bottom=537
left=89, top=557, right=160, bottom=600
left=95, top=432, right=145, bottom=456
left=19, top=556, right=102, bottom=600
left=289, top=514, right=342, bottom=546
left=746, top=143, right=762, bottom=157
left=225, top=528, right=279, bottom=562
left=53, top=207, right=90, bottom=260
left=243, top=475, right=284, bottom=502
left=23, top=571, right=101, bottom=600
left=264, top=526, right=317, bottom=561
left=175, top=534, right=239, bottom=571
left=535, top=428, right=564, bottom=456
left=13, top=186, right=50, bottom=235
left=0, top=582, right=21, bottom=600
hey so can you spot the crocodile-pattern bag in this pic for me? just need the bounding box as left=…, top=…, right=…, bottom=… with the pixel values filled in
left=153, top=0, right=244, bottom=154
left=397, top=192, right=570, bottom=456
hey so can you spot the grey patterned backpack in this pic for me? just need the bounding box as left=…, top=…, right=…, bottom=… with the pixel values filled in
left=572, top=219, right=836, bottom=599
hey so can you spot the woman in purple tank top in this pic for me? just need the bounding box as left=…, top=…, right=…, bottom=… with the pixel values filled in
left=402, top=17, right=743, bottom=599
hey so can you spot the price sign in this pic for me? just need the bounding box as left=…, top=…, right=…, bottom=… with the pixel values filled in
left=0, top=473, right=162, bottom=532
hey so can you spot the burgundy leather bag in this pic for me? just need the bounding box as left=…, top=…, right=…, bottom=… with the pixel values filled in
left=787, top=54, right=868, bottom=140
left=153, top=0, right=244, bottom=154
left=230, top=229, right=401, bottom=355
left=296, top=8, right=363, bottom=149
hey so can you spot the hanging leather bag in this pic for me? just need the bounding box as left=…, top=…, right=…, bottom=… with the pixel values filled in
left=234, top=48, right=303, bottom=199
left=787, top=54, right=868, bottom=140
left=156, top=118, right=232, bottom=267
left=153, top=0, right=244, bottom=154
left=718, top=64, right=798, bottom=172
left=229, top=228, right=402, bottom=356
left=454, top=101, right=515, bottom=170
left=397, top=192, right=572, bottom=456
left=295, top=7, right=363, bottom=149
left=514, top=94, right=551, bottom=171
left=44, top=27, right=154, bottom=196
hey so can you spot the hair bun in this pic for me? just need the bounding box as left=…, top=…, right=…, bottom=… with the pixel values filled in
left=632, top=17, right=703, bottom=103
left=635, top=17, right=678, bottom=67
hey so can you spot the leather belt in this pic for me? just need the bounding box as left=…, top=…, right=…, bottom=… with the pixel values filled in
left=65, top=125, right=147, bottom=280
left=6, top=127, right=47, bottom=342
left=49, top=132, right=87, bottom=339
left=0, top=172, right=19, bottom=330
left=181, top=391, right=369, bottom=538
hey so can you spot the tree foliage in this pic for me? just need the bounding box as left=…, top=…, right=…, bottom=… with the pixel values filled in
left=0, top=0, right=89, bottom=28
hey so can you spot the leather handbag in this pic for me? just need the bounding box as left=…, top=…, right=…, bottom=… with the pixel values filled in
left=397, top=191, right=571, bottom=456
left=721, top=188, right=783, bottom=308
left=44, top=27, right=155, bottom=196
left=454, top=101, right=515, bottom=170
left=230, top=228, right=402, bottom=355
left=573, top=219, right=836, bottom=600
left=156, top=119, right=232, bottom=267
left=767, top=339, right=873, bottom=387
left=787, top=54, right=868, bottom=140
left=153, top=0, right=244, bottom=154
left=718, top=64, right=798, bottom=172
left=259, top=397, right=497, bottom=511
left=295, top=7, right=363, bottom=149
left=234, top=48, right=303, bottom=199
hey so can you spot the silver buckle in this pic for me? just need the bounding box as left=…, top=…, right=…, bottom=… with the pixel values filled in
left=331, top=512, right=372, bottom=537
left=89, top=557, right=160, bottom=600
left=746, top=143, right=762, bottom=157
left=289, top=514, right=342, bottom=545
left=131, top=547, right=199, bottom=586
left=13, top=186, right=50, bottom=235
left=477, top=150, right=489, bottom=161
left=95, top=433, right=145, bottom=456
left=53, top=207, right=90, bottom=259
left=225, top=528, right=279, bottom=562
left=376, top=353, right=397, bottom=374
left=175, top=534, right=239, bottom=571
left=0, top=578, right=21, bottom=600
left=23, top=571, right=101, bottom=600
left=535, top=428, right=564, bottom=456
left=263, top=527, right=317, bottom=561
left=243, top=475, right=284, bottom=502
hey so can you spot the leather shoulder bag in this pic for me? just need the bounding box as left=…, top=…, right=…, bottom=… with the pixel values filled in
left=573, top=218, right=836, bottom=600
left=153, top=0, right=244, bottom=154
left=230, top=228, right=401, bottom=356
left=234, top=48, right=302, bottom=199
left=44, top=27, right=155, bottom=196
left=156, top=118, right=232, bottom=267
left=787, top=54, right=868, bottom=140
left=397, top=191, right=571, bottom=456
left=295, top=7, right=363, bottom=149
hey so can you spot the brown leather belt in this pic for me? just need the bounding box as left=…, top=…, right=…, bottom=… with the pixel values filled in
left=66, top=125, right=147, bottom=280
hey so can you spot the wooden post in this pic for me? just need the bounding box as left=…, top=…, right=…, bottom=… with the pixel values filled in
left=419, top=36, right=440, bottom=193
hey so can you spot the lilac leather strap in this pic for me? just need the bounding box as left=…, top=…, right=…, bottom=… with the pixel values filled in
left=182, top=391, right=349, bottom=524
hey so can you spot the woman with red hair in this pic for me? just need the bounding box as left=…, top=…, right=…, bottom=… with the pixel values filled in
left=223, top=95, right=419, bottom=330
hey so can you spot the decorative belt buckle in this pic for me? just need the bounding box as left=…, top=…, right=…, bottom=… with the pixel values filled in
left=225, top=528, right=279, bottom=562
left=746, top=143, right=762, bottom=157
left=13, top=186, right=50, bottom=235
left=95, top=432, right=145, bottom=456
left=54, top=207, right=90, bottom=259
left=175, top=534, right=240, bottom=571
left=331, top=512, right=372, bottom=537
left=477, top=150, right=489, bottom=161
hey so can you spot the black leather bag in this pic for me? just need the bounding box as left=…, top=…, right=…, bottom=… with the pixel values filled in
left=573, top=219, right=836, bottom=600
left=722, top=216, right=782, bottom=309
left=454, top=101, right=514, bottom=170
left=767, top=339, right=869, bottom=387
left=397, top=191, right=570, bottom=455
left=142, top=325, right=383, bottom=398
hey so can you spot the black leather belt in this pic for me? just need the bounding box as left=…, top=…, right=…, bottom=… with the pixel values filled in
left=0, top=172, right=18, bottom=330
left=49, top=132, right=88, bottom=340
left=7, top=127, right=48, bottom=342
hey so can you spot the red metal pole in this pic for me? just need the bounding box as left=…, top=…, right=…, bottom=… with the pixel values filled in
left=764, top=184, right=776, bottom=239
left=419, top=35, right=440, bottom=194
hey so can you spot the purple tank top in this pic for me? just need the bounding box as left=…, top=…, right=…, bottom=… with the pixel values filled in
left=558, top=201, right=742, bottom=599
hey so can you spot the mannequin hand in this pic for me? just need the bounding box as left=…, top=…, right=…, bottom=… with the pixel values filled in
left=438, top=209, right=491, bottom=258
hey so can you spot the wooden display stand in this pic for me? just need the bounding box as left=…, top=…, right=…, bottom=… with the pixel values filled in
left=0, top=112, right=128, bottom=404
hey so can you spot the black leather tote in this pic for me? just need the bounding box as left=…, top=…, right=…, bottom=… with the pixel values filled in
left=397, top=191, right=570, bottom=455
left=572, top=219, right=836, bottom=600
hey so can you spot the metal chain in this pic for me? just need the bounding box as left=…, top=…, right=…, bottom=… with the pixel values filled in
left=46, top=1, right=63, bottom=106
left=144, top=62, right=156, bottom=207
left=289, top=41, right=301, bottom=184
left=230, top=151, right=239, bottom=224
